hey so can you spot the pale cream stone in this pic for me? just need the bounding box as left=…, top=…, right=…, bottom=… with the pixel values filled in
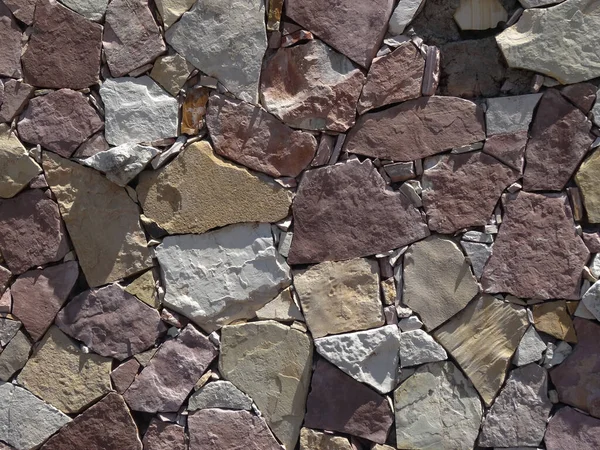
left=155, top=0, right=196, bottom=28
left=454, top=0, right=508, bottom=31
left=0, top=124, right=41, bottom=198
left=299, top=428, right=352, bottom=450
left=255, top=287, right=304, bottom=322
left=125, top=270, right=158, bottom=308
left=150, top=52, right=193, bottom=96
left=576, top=148, right=600, bottom=223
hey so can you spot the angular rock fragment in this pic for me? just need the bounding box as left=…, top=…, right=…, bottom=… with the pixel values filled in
left=345, top=96, right=485, bottom=161
left=156, top=223, right=291, bottom=331
left=0, top=80, right=34, bottom=123
left=288, top=158, right=429, bottom=264
left=561, top=82, right=597, bottom=113
left=155, top=0, right=195, bottom=28
left=434, top=295, right=529, bottom=405
left=583, top=231, right=600, bottom=252
left=220, top=321, right=312, bottom=449
left=150, top=52, right=193, bottom=96
left=255, top=287, right=303, bottom=322
left=261, top=40, right=365, bottom=132
left=0, top=330, right=31, bottom=381
left=58, top=0, right=108, bottom=21
left=0, top=189, right=69, bottom=274
left=454, top=0, right=507, bottom=30
left=138, top=141, right=292, bottom=235
left=11, top=261, right=78, bottom=341
left=422, top=151, right=519, bottom=233
left=18, top=89, right=103, bottom=158
left=100, top=76, right=178, bottom=146
left=56, top=284, right=165, bottom=360
left=142, top=419, right=186, bottom=450
left=514, top=326, right=547, bottom=366
left=188, top=380, right=252, bottom=411
left=523, top=89, right=594, bottom=191
left=73, top=132, right=110, bottom=159
left=0, top=318, right=20, bottom=347
left=0, top=124, right=41, bottom=199
left=110, top=359, right=140, bottom=394
left=576, top=148, right=600, bottom=223
left=394, top=361, right=483, bottom=450
left=166, top=0, right=267, bottom=103
left=544, top=406, right=600, bottom=450
left=22, top=0, right=102, bottom=89
left=285, top=0, right=394, bottom=67
left=0, top=2, right=22, bottom=79
left=482, top=131, right=528, bottom=172
left=43, top=152, right=152, bottom=287
left=486, top=94, right=542, bottom=136
left=533, top=301, right=577, bottom=343
left=206, top=93, right=317, bottom=177
left=40, top=393, right=142, bottom=450
left=460, top=241, right=492, bottom=280
left=388, top=0, right=426, bottom=34
left=180, top=86, right=209, bottom=135
left=304, top=359, right=393, bottom=444
left=400, top=329, right=447, bottom=367
left=125, top=270, right=158, bottom=308
left=103, top=0, right=165, bottom=77
left=403, top=235, right=479, bottom=330
left=314, top=325, right=401, bottom=393
left=18, top=327, right=112, bottom=413
left=2, top=0, right=36, bottom=25
left=294, top=258, right=384, bottom=338
left=300, top=428, right=352, bottom=450
left=479, top=363, right=552, bottom=447
left=481, top=192, right=589, bottom=300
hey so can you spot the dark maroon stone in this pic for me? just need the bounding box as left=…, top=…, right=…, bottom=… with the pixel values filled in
left=0, top=2, right=22, bottom=79
left=2, top=0, right=36, bottom=25
left=545, top=406, right=600, bottom=450
left=561, top=82, right=597, bottom=113
left=111, top=359, right=141, bottom=394
left=482, top=131, right=528, bottom=172
left=0, top=266, right=11, bottom=296
left=0, top=80, right=33, bottom=123
left=143, top=418, right=186, bottom=450
left=583, top=232, right=600, bottom=253
left=72, top=132, right=110, bottom=159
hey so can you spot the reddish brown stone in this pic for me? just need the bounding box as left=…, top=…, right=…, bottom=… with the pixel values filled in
left=288, top=158, right=429, bottom=264
left=11, top=261, right=78, bottom=342
left=55, top=284, right=166, bottom=361
left=422, top=151, right=519, bottom=233
left=0, top=80, right=34, bottom=123
left=285, top=0, right=394, bottom=68
left=410, top=0, right=461, bottom=46
left=304, top=359, right=394, bottom=444
left=561, top=82, right=597, bottom=113
left=2, top=0, right=36, bottom=25
left=124, top=325, right=218, bottom=413
left=206, top=93, right=318, bottom=178
left=482, top=131, right=528, bottom=172
left=345, top=96, right=485, bottom=161
left=0, top=266, right=11, bottom=295
left=40, top=393, right=142, bottom=450
left=21, top=0, right=102, bottom=89
left=17, top=89, right=103, bottom=158
left=188, top=409, right=280, bottom=450
left=0, top=2, right=21, bottom=79
left=111, top=359, right=141, bottom=394
left=550, top=318, right=600, bottom=418
left=545, top=406, right=600, bottom=450
left=583, top=231, right=600, bottom=253
left=0, top=189, right=69, bottom=274
left=523, top=89, right=594, bottom=191
left=143, top=418, right=186, bottom=450
left=72, top=132, right=110, bottom=159
left=481, top=192, right=589, bottom=300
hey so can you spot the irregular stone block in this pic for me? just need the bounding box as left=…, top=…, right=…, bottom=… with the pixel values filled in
left=514, top=326, right=547, bottom=366
left=142, top=418, right=186, bottom=450
left=188, top=380, right=252, bottom=411
left=73, top=132, right=110, bottom=159
left=399, top=329, right=447, bottom=367
left=155, top=0, right=195, bottom=28
left=0, top=2, right=22, bottom=78
left=0, top=80, right=34, bottom=123
left=486, top=93, right=542, bottom=136
left=110, top=359, right=140, bottom=394
left=255, top=287, right=304, bottom=322
left=454, top=0, right=507, bottom=30
left=125, top=270, right=158, bottom=308
left=561, top=82, right=597, bottom=113
left=0, top=330, right=31, bottom=381
left=58, top=0, right=108, bottom=21
left=544, top=406, right=600, bottom=450
left=533, top=301, right=577, bottom=343
left=460, top=241, right=492, bottom=280
left=150, top=52, right=193, bottom=96
left=482, top=131, right=528, bottom=172
left=300, top=428, right=352, bottom=450
left=0, top=124, right=41, bottom=199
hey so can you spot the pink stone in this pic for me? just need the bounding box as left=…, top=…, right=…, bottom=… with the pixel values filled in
left=561, top=82, right=597, bottom=113
left=482, top=131, right=528, bottom=172
left=583, top=232, right=600, bottom=253
left=73, top=132, right=110, bottom=159
left=0, top=2, right=22, bottom=79
left=142, top=418, right=186, bottom=450
left=111, top=359, right=141, bottom=394
left=0, top=79, right=33, bottom=123
left=545, top=406, right=600, bottom=450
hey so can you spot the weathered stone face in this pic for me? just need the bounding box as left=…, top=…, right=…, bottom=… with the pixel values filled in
left=142, top=419, right=186, bottom=450
left=544, top=406, right=600, bottom=450
left=0, top=2, right=23, bottom=79
left=0, top=124, right=41, bottom=199
left=576, top=148, right=600, bottom=223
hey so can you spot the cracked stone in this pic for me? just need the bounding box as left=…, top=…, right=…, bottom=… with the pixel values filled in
left=0, top=80, right=34, bottom=123
left=0, top=2, right=22, bottom=79
left=544, top=406, right=600, bottom=450
left=514, top=326, right=547, bottom=366
left=461, top=241, right=493, bottom=280
left=482, top=131, right=528, bottom=172
left=533, top=301, right=577, bottom=343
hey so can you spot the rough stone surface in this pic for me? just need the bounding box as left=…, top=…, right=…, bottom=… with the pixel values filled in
left=434, top=295, right=529, bottom=405
left=0, top=80, right=34, bottom=123
left=255, top=287, right=304, bottom=322
left=399, top=329, right=448, bottom=368
left=0, top=124, right=41, bottom=199
left=220, top=321, right=313, bottom=449
left=188, top=380, right=252, bottom=411
left=479, top=364, right=552, bottom=447
left=206, top=93, right=317, bottom=177
left=286, top=0, right=394, bottom=67
left=523, top=89, right=594, bottom=191
left=461, top=241, right=493, bottom=280
left=576, top=148, right=600, bottom=223
left=100, top=76, right=178, bottom=146
left=514, top=326, right=547, bottom=366
left=150, top=52, right=193, bottom=96
left=582, top=280, right=600, bottom=321
left=533, top=301, right=577, bottom=343
left=0, top=318, right=19, bottom=347
left=562, top=82, right=597, bottom=113
left=496, top=0, right=600, bottom=84
left=125, top=270, right=158, bottom=308
left=156, top=223, right=291, bottom=332
left=0, top=189, right=69, bottom=274
left=544, top=406, right=600, bottom=450
left=486, top=94, right=542, bottom=136
left=261, top=40, right=365, bottom=132
left=314, top=325, right=401, bottom=393
left=56, top=284, right=165, bottom=360
left=73, top=132, right=110, bottom=159
left=166, top=0, right=267, bottom=103
left=288, top=158, right=429, bottom=264
left=0, top=1, right=22, bottom=79
left=0, top=330, right=31, bottom=381
left=344, top=96, right=486, bottom=161
left=0, top=383, right=71, bottom=450
left=394, top=361, right=483, bottom=450
left=18, top=89, right=103, bottom=158
left=142, top=419, right=185, bottom=450
left=482, top=131, right=528, bottom=172
left=357, top=41, right=424, bottom=114
left=40, top=393, right=142, bottom=450
left=137, top=141, right=292, bottom=235
left=11, top=261, right=78, bottom=341
left=21, top=0, right=102, bottom=89
left=481, top=192, right=589, bottom=300
left=18, top=327, right=112, bottom=414
left=454, top=0, right=507, bottom=30
left=103, top=0, right=165, bottom=77
left=58, top=0, right=108, bottom=21
left=388, top=0, right=426, bottom=34
left=124, top=325, right=218, bottom=413
left=422, top=151, right=519, bottom=233
left=304, top=359, right=393, bottom=444
left=110, top=359, right=140, bottom=394
left=155, top=0, right=196, bottom=28
left=299, top=428, right=351, bottom=450
left=188, top=409, right=281, bottom=450
left=403, top=235, right=479, bottom=331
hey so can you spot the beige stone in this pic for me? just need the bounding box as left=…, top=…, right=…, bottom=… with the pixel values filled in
left=155, top=0, right=196, bottom=28
left=220, top=321, right=313, bottom=450
left=0, top=124, right=41, bottom=198
left=454, top=0, right=508, bottom=31
left=434, top=295, right=529, bottom=406
left=150, top=52, right=193, bottom=96
left=255, top=287, right=304, bottom=322
left=403, top=235, right=479, bottom=330
left=299, top=428, right=352, bottom=450
left=18, top=326, right=112, bottom=414
left=293, top=258, right=384, bottom=338
left=125, top=270, right=158, bottom=308
left=137, top=141, right=292, bottom=235
left=533, top=300, right=577, bottom=343
left=576, top=148, right=600, bottom=223
left=43, top=151, right=152, bottom=287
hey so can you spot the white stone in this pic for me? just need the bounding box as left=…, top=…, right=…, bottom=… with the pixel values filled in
left=58, top=0, right=108, bottom=21
left=388, top=0, right=426, bottom=35
left=591, top=87, right=600, bottom=126
left=581, top=280, right=600, bottom=321
left=513, top=326, right=546, bottom=366
left=545, top=341, right=572, bottom=368
left=485, top=94, right=542, bottom=136
left=100, top=76, right=179, bottom=146
left=278, top=231, right=293, bottom=258
left=314, top=325, right=401, bottom=394
left=255, top=288, right=304, bottom=322
left=399, top=329, right=447, bottom=368
left=80, top=143, right=160, bottom=187
left=574, top=299, right=596, bottom=319
left=398, top=316, right=423, bottom=331
left=188, top=380, right=252, bottom=411
left=462, top=230, right=494, bottom=243
left=460, top=241, right=492, bottom=280
left=165, top=0, right=267, bottom=103
left=589, top=253, right=600, bottom=278
left=0, top=382, right=71, bottom=450
left=519, top=0, right=565, bottom=7
left=156, top=223, right=291, bottom=332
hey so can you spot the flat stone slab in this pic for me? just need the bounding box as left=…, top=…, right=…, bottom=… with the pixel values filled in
left=255, top=287, right=304, bottom=322
left=0, top=330, right=31, bottom=382
left=576, top=147, right=600, bottom=223
left=482, top=131, right=528, bottom=172
left=188, top=380, right=252, bottom=411
left=58, top=0, right=108, bottom=21
left=0, top=124, right=41, bottom=199
left=300, top=428, right=352, bottom=450
left=142, top=418, right=186, bottom=450
left=399, top=329, right=447, bottom=368
left=110, top=359, right=140, bottom=394
left=0, top=2, right=22, bottom=79
left=514, top=326, right=547, bottom=366
left=533, top=300, right=577, bottom=343
left=2, top=0, right=36, bottom=25
left=155, top=0, right=196, bottom=28
left=544, top=406, right=600, bottom=450
left=0, top=80, right=34, bottom=123
left=388, top=0, right=426, bottom=34
left=486, top=94, right=542, bottom=136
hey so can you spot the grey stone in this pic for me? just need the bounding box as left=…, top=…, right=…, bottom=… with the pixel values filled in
left=581, top=280, right=600, bottom=321
left=59, top=0, right=108, bottom=21
left=388, top=0, right=426, bottom=34
left=486, top=94, right=542, bottom=136
left=0, top=318, right=20, bottom=347
left=462, top=230, right=494, bottom=243
left=0, top=330, right=31, bottom=381
left=255, top=288, right=304, bottom=322
left=188, top=380, right=252, bottom=411
left=399, top=329, right=447, bottom=368
left=398, top=316, right=423, bottom=331
left=514, top=326, right=547, bottom=366
left=460, top=241, right=492, bottom=279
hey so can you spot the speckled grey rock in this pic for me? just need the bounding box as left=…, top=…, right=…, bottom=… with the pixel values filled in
left=0, top=330, right=31, bottom=381
left=486, top=94, right=542, bottom=136
left=460, top=241, right=493, bottom=280
left=188, top=380, right=252, bottom=411
left=399, top=329, right=448, bottom=368
left=388, top=0, right=426, bottom=34
left=514, top=327, right=547, bottom=366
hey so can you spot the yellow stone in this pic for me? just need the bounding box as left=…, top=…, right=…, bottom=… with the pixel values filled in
left=0, top=124, right=41, bottom=198
left=181, top=86, right=209, bottom=135
left=576, top=148, right=600, bottom=223
left=155, top=0, right=196, bottom=28
left=454, top=0, right=508, bottom=31
left=299, top=428, right=352, bottom=450
left=533, top=300, right=577, bottom=343
left=125, top=270, right=159, bottom=308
